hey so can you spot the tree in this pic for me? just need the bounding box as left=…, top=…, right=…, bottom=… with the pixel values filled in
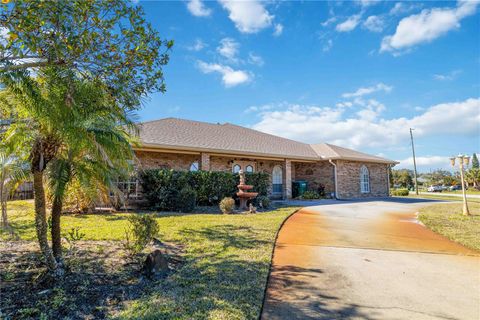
left=391, top=169, right=413, bottom=188
left=1, top=69, right=136, bottom=273
left=1, top=0, right=172, bottom=276
left=0, top=146, right=29, bottom=230
left=46, top=93, right=135, bottom=259
left=472, top=153, right=479, bottom=169
left=1, top=0, right=173, bottom=109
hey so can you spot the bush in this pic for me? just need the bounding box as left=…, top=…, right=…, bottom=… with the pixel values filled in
left=302, top=190, right=321, bottom=200
left=256, top=195, right=270, bottom=209
left=124, top=214, right=159, bottom=254
left=176, top=186, right=197, bottom=213
left=391, top=188, right=409, bottom=196
left=219, top=197, right=235, bottom=214
left=139, top=169, right=269, bottom=211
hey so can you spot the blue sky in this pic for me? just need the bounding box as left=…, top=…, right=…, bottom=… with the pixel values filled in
left=137, top=0, right=480, bottom=172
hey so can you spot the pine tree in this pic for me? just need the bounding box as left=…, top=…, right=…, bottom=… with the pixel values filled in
left=472, top=153, right=479, bottom=169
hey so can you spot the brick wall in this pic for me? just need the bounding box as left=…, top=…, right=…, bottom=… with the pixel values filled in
left=335, top=160, right=389, bottom=199
left=294, top=161, right=335, bottom=195
left=135, top=151, right=200, bottom=171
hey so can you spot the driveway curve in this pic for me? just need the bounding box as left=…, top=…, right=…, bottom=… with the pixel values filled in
left=262, top=199, right=480, bottom=320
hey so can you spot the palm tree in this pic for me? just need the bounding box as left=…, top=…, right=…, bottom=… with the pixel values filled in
left=0, top=147, right=29, bottom=229
left=1, top=68, right=137, bottom=273
left=47, top=112, right=135, bottom=259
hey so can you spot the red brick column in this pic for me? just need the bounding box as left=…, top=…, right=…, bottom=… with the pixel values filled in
left=201, top=153, right=210, bottom=171
left=284, top=159, right=292, bottom=199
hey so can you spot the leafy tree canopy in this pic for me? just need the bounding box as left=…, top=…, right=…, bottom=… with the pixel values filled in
left=1, top=0, right=173, bottom=109
left=472, top=153, right=479, bottom=169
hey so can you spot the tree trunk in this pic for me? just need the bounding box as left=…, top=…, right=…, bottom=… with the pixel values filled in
left=33, top=170, right=58, bottom=271
left=51, top=194, right=63, bottom=259
left=0, top=180, right=8, bottom=228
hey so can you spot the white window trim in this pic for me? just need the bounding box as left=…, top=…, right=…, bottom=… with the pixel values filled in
left=190, top=161, right=199, bottom=172
left=360, top=165, right=370, bottom=193
left=233, top=164, right=241, bottom=173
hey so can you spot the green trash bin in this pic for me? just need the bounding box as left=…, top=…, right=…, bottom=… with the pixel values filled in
left=292, top=180, right=307, bottom=198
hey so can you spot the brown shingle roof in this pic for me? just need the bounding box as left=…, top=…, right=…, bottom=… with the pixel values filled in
left=310, top=143, right=396, bottom=164
left=137, top=118, right=397, bottom=164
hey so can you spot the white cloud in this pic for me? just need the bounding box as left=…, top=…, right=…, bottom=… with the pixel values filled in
left=336, top=14, right=362, bottom=32
left=389, top=2, right=422, bottom=16
left=197, top=61, right=252, bottom=87
left=363, top=15, right=385, bottom=32
left=357, top=0, right=378, bottom=8
left=273, top=23, right=283, bottom=36
left=323, top=39, right=333, bottom=52
left=217, top=38, right=240, bottom=62
left=244, top=104, right=274, bottom=113
left=248, top=52, right=264, bottom=66
left=321, top=16, right=337, bottom=27
left=396, top=156, right=450, bottom=170
left=187, top=38, right=206, bottom=51
left=381, top=1, right=479, bottom=53
left=187, top=0, right=212, bottom=17
left=433, top=69, right=462, bottom=81
left=218, top=0, right=274, bottom=33
left=342, top=83, right=393, bottom=98
left=251, top=98, right=480, bottom=149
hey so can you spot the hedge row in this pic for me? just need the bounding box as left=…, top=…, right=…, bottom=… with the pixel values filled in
left=139, top=169, right=270, bottom=211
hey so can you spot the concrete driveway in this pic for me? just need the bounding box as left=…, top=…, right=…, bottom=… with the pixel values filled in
left=262, top=199, right=480, bottom=320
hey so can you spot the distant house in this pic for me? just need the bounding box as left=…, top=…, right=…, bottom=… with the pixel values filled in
left=132, top=118, right=397, bottom=200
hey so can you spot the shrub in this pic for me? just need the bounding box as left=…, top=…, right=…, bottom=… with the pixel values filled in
left=139, top=169, right=269, bottom=211
left=219, top=197, right=235, bottom=214
left=302, top=190, right=321, bottom=200
left=124, top=214, right=159, bottom=254
left=176, top=186, right=197, bottom=213
left=256, top=195, right=270, bottom=209
left=391, top=188, right=409, bottom=196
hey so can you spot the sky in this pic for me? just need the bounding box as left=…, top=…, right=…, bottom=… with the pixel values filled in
left=136, top=0, right=480, bottom=173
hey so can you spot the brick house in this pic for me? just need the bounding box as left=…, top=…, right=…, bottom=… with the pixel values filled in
left=131, top=118, right=397, bottom=200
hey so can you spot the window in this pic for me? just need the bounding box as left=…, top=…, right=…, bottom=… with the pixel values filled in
left=360, top=165, right=370, bottom=193
left=233, top=164, right=241, bottom=173
left=245, top=165, right=254, bottom=173
left=190, top=161, right=199, bottom=172
left=272, top=165, right=283, bottom=193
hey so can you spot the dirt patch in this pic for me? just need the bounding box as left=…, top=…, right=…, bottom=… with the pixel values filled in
left=0, top=240, right=183, bottom=319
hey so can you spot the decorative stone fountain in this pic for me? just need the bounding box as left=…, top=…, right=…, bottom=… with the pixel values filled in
left=236, top=170, right=258, bottom=211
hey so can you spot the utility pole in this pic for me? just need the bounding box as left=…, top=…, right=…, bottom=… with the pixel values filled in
left=410, top=128, right=419, bottom=195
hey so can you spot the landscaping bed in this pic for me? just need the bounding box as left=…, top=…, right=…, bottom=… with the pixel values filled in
left=0, top=200, right=299, bottom=319
left=418, top=202, right=480, bottom=252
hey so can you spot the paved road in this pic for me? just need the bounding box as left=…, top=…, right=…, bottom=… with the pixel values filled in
left=262, top=198, right=480, bottom=320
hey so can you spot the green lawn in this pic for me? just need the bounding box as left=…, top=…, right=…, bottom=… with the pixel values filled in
left=418, top=202, right=480, bottom=251
left=397, top=194, right=480, bottom=203
left=1, top=200, right=299, bottom=319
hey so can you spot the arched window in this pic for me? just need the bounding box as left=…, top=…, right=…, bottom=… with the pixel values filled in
left=272, top=165, right=283, bottom=193
left=190, top=161, right=199, bottom=172
left=245, top=165, right=254, bottom=173
left=360, top=165, right=370, bottom=193
left=233, top=164, right=241, bottom=173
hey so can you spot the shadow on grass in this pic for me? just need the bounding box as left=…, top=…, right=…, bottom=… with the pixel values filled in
left=179, top=224, right=269, bottom=250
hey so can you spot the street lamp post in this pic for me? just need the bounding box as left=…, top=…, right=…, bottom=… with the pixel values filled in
left=450, top=154, right=470, bottom=216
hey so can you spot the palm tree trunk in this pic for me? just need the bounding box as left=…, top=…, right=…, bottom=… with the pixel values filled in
left=51, top=194, right=63, bottom=259
left=0, top=181, right=8, bottom=228
left=33, top=170, right=58, bottom=271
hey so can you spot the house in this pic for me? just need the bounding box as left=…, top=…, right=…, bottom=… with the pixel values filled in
left=132, top=118, right=397, bottom=200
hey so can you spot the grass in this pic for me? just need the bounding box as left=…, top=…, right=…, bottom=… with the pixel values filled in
left=396, top=193, right=480, bottom=204
left=418, top=202, right=480, bottom=251
left=1, top=200, right=299, bottom=319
